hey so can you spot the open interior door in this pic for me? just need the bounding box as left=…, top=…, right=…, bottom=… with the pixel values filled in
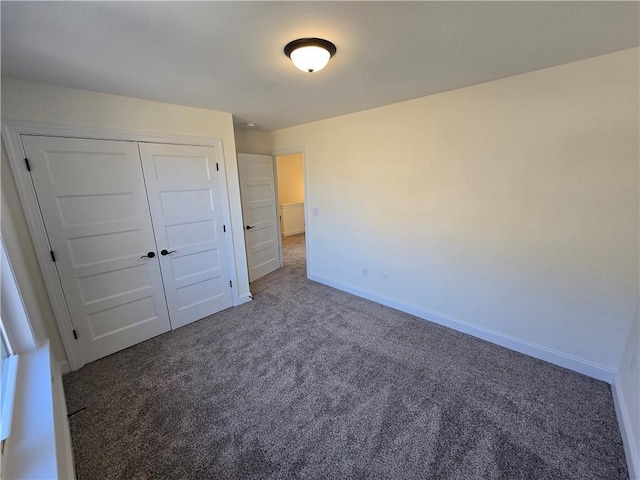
left=237, top=153, right=281, bottom=282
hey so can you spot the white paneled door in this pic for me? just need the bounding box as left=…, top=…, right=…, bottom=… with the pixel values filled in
left=22, top=136, right=171, bottom=363
left=22, top=136, right=234, bottom=364
left=238, top=154, right=281, bottom=282
left=139, top=143, right=233, bottom=329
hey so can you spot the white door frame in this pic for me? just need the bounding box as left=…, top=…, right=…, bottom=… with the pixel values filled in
left=272, top=156, right=284, bottom=268
left=3, top=120, right=242, bottom=370
left=270, top=146, right=309, bottom=278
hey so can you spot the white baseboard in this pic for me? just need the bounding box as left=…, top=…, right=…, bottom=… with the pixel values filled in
left=283, top=228, right=305, bottom=237
left=58, top=360, right=71, bottom=375
left=236, top=293, right=253, bottom=306
left=613, top=380, right=640, bottom=480
left=308, top=274, right=615, bottom=383
left=53, top=359, right=76, bottom=480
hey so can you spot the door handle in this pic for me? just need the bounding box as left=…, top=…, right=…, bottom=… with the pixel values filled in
left=245, top=225, right=254, bottom=230
left=141, top=251, right=156, bottom=258
left=160, top=249, right=176, bottom=256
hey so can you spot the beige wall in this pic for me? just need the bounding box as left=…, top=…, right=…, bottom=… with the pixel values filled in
left=271, top=48, right=639, bottom=374
left=1, top=77, right=250, bottom=366
left=235, top=129, right=271, bottom=155
left=276, top=153, right=304, bottom=205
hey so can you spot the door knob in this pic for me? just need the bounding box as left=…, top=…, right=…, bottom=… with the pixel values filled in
left=160, top=249, right=176, bottom=256
left=245, top=225, right=254, bottom=230
left=141, top=251, right=156, bottom=258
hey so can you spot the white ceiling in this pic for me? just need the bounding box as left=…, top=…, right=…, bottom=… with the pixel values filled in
left=2, top=1, right=638, bottom=132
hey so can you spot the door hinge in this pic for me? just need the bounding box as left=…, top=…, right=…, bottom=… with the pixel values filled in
left=73, top=329, right=78, bottom=340
left=223, top=225, right=226, bottom=233
left=50, top=250, right=56, bottom=262
left=229, top=280, right=233, bottom=288
left=24, top=158, right=31, bottom=171
left=216, top=162, right=219, bottom=171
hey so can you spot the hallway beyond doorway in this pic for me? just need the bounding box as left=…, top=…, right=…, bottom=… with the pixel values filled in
left=281, top=233, right=305, bottom=269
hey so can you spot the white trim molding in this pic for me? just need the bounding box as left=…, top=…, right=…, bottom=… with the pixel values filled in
left=3, top=120, right=225, bottom=148
left=280, top=203, right=305, bottom=237
left=209, top=145, right=242, bottom=308
left=52, top=355, right=75, bottom=480
left=1, top=124, right=84, bottom=368
left=57, top=360, right=71, bottom=376
left=236, top=293, right=253, bottom=306
left=283, top=229, right=305, bottom=237
left=2, top=120, right=242, bottom=370
left=613, top=378, right=639, bottom=480
left=309, top=273, right=616, bottom=383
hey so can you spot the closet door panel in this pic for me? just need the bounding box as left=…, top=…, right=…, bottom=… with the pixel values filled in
left=139, top=143, right=233, bottom=329
left=22, top=135, right=172, bottom=363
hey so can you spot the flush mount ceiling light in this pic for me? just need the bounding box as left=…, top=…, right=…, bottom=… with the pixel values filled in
left=284, top=38, right=337, bottom=73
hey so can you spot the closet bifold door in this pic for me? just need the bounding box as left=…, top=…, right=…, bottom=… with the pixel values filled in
left=21, top=136, right=172, bottom=363
left=138, top=143, right=233, bottom=329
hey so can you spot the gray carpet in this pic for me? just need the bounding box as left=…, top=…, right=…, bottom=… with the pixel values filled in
left=64, top=233, right=628, bottom=480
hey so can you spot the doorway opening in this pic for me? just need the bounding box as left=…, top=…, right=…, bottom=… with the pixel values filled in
left=274, top=152, right=307, bottom=271
left=237, top=150, right=308, bottom=285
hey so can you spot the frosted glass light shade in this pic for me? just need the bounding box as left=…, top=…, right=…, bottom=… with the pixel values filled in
left=290, top=46, right=331, bottom=73
left=284, top=38, right=337, bottom=73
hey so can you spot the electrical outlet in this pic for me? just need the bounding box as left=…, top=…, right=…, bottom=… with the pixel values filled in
left=382, top=271, right=389, bottom=282
left=631, top=353, right=637, bottom=371
left=312, top=207, right=319, bottom=217
left=362, top=267, right=368, bottom=277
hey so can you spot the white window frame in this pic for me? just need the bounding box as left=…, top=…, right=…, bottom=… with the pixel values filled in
left=0, top=319, right=19, bottom=442
left=0, top=234, right=27, bottom=472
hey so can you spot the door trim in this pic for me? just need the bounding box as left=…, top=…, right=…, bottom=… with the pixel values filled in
left=3, top=121, right=241, bottom=370
left=271, top=156, right=284, bottom=268
left=271, top=146, right=309, bottom=278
